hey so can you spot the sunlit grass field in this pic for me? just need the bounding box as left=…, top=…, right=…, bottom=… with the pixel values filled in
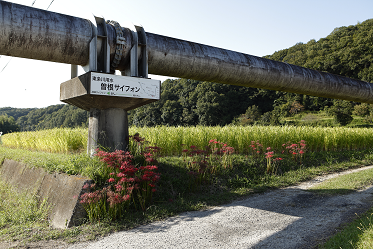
left=2, top=125, right=373, bottom=247
left=2, top=125, right=373, bottom=155
left=1, top=128, right=87, bottom=153
left=133, top=125, right=373, bottom=155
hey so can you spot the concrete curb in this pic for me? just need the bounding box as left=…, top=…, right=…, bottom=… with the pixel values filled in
left=0, top=159, right=92, bottom=229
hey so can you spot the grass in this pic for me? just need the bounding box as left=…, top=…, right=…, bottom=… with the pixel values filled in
left=0, top=179, right=50, bottom=242
left=0, top=146, right=109, bottom=186
left=2, top=126, right=373, bottom=246
left=283, top=111, right=373, bottom=129
left=319, top=209, right=373, bottom=249
left=131, top=125, right=373, bottom=155
left=2, top=128, right=87, bottom=154
left=3, top=125, right=373, bottom=155
left=1, top=146, right=373, bottom=244
left=309, top=167, right=373, bottom=195
left=314, top=168, right=373, bottom=249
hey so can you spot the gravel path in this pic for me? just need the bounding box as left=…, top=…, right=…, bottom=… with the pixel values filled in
left=3, top=166, right=373, bottom=249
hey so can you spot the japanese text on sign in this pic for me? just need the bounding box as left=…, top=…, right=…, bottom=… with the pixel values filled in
left=90, top=72, right=160, bottom=100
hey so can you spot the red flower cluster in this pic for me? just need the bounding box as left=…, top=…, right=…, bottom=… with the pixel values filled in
left=79, top=134, right=162, bottom=220
left=182, top=139, right=236, bottom=189
left=265, top=151, right=274, bottom=159
left=282, top=140, right=307, bottom=163
left=209, top=139, right=235, bottom=156
left=250, top=141, right=263, bottom=157
left=95, top=148, right=160, bottom=210
left=264, top=147, right=283, bottom=174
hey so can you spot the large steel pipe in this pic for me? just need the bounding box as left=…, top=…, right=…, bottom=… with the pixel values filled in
left=0, top=1, right=133, bottom=68
left=144, top=33, right=373, bottom=104
left=0, top=1, right=94, bottom=65
left=1, top=1, right=373, bottom=104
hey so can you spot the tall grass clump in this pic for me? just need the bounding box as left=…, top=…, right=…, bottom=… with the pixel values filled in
left=130, top=125, right=373, bottom=155
left=2, top=128, right=87, bottom=153
left=2, top=125, right=373, bottom=155
left=0, top=180, right=50, bottom=229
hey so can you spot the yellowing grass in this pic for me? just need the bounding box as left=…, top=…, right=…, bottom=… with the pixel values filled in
left=2, top=125, right=373, bottom=155
left=2, top=128, right=87, bottom=153
left=130, top=125, right=373, bottom=155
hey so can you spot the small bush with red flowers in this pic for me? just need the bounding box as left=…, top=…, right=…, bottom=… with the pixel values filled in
left=79, top=134, right=161, bottom=221
left=181, top=139, right=236, bottom=189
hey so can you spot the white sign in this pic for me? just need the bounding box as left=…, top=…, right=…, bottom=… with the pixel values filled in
left=90, top=72, right=160, bottom=99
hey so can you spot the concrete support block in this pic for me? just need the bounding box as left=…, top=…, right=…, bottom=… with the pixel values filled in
left=88, top=108, right=129, bottom=155
left=0, top=159, right=92, bottom=229
left=61, top=72, right=160, bottom=155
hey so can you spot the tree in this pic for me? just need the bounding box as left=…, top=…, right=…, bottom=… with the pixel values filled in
left=244, top=105, right=262, bottom=124
left=0, top=114, right=20, bottom=134
left=325, top=100, right=354, bottom=126
left=289, top=101, right=305, bottom=115
left=161, top=100, right=182, bottom=125
left=353, top=103, right=371, bottom=117
left=259, top=110, right=281, bottom=126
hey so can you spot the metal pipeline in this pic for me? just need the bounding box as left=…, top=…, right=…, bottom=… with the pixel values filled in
left=0, top=1, right=94, bottom=65
left=144, top=33, right=373, bottom=104
left=1, top=1, right=373, bottom=104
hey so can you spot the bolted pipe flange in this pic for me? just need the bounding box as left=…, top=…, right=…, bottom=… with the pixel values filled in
left=106, top=20, right=126, bottom=72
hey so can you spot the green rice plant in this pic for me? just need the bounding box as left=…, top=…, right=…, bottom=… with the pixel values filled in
left=129, top=125, right=373, bottom=156
left=2, top=125, right=373, bottom=156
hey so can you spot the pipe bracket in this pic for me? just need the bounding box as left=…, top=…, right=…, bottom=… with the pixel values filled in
left=106, top=20, right=126, bottom=72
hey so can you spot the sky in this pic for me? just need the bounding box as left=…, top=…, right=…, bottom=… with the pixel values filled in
left=1, top=0, right=373, bottom=108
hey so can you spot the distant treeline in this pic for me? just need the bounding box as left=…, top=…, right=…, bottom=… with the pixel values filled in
left=1, top=19, right=373, bottom=133
left=0, top=104, right=88, bottom=133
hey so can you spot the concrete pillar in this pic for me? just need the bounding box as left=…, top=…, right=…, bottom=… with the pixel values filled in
left=88, top=108, right=129, bottom=156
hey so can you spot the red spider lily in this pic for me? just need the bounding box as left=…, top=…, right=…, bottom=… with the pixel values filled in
left=83, top=136, right=162, bottom=219
left=79, top=190, right=103, bottom=205
left=117, top=172, right=125, bottom=178
left=82, top=183, right=91, bottom=189
left=147, top=165, right=158, bottom=170
left=123, top=195, right=130, bottom=201
left=130, top=133, right=145, bottom=143
left=115, top=183, right=124, bottom=192
left=265, top=151, right=274, bottom=158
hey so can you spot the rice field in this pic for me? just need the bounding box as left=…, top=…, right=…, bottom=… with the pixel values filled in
left=131, top=125, right=373, bottom=155
left=1, top=128, right=87, bottom=153
left=1, top=125, right=373, bottom=155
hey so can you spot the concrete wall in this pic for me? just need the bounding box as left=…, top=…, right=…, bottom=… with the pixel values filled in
left=0, top=159, right=92, bottom=229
